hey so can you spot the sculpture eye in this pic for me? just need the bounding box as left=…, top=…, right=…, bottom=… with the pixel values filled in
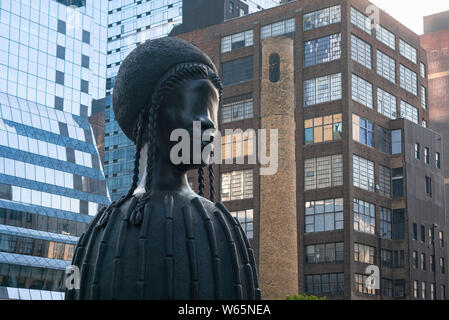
left=269, top=53, right=280, bottom=83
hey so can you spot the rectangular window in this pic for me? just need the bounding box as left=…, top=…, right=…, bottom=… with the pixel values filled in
left=413, top=251, right=418, bottom=269
left=424, top=147, right=430, bottom=164
left=436, top=152, right=441, bottom=169
left=393, top=209, right=405, bottom=240
left=304, top=113, right=342, bottom=145
left=422, top=282, right=427, bottom=299
left=431, top=255, right=435, bottom=272
left=425, top=176, right=432, bottom=197
left=350, top=7, right=371, bottom=34
left=381, top=250, right=392, bottom=268
left=354, top=243, right=375, bottom=264
left=304, top=33, right=341, bottom=67
left=221, top=99, right=253, bottom=124
left=352, top=114, right=374, bottom=147
left=430, top=283, right=436, bottom=300
left=422, top=120, right=427, bottom=128
left=421, top=86, right=427, bottom=109
left=352, top=74, right=373, bottom=108
left=420, top=62, right=426, bottom=78
left=421, top=253, right=427, bottom=270
left=230, top=209, right=254, bottom=239
left=303, top=5, right=341, bottom=31
left=378, top=126, right=391, bottom=154
left=220, top=169, right=253, bottom=202
left=305, top=273, right=344, bottom=295
left=415, top=143, right=420, bottom=159
left=56, top=45, right=65, bottom=60
left=304, top=155, right=343, bottom=190
left=414, top=281, right=419, bottom=298
left=81, top=54, right=90, bottom=69
left=304, top=73, right=342, bottom=107
left=441, top=258, right=446, bottom=274
left=391, top=130, right=402, bottom=155
left=379, top=166, right=391, bottom=198
left=377, top=88, right=397, bottom=120
left=57, top=19, right=66, bottom=34
left=440, top=231, right=444, bottom=247
left=221, top=30, right=254, bottom=53
left=305, top=198, right=344, bottom=233
left=351, top=34, right=372, bottom=69
left=376, top=24, right=395, bottom=50
left=413, top=223, right=418, bottom=240
left=400, top=100, right=418, bottom=124
left=394, top=250, right=405, bottom=268
left=382, top=279, right=393, bottom=297
left=81, top=80, right=89, bottom=94
left=421, top=225, right=426, bottom=242
left=355, top=274, right=376, bottom=295
left=353, top=198, right=376, bottom=235
left=399, top=39, right=417, bottom=64
left=221, top=130, right=255, bottom=160
left=82, top=30, right=90, bottom=44
left=261, top=18, right=295, bottom=40
left=55, top=71, right=64, bottom=85
left=353, top=155, right=375, bottom=192
left=377, top=50, right=396, bottom=83
left=305, top=242, right=344, bottom=263
left=380, top=207, right=392, bottom=239
left=400, top=64, right=418, bottom=95
left=222, top=56, right=253, bottom=86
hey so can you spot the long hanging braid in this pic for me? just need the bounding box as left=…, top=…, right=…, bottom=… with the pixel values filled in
left=125, top=63, right=223, bottom=223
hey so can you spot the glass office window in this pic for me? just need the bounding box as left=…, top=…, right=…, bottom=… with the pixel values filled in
left=304, top=155, right=343, bottom=190
left=376, top=24, right=395, bottom=50
left=377, top=50, right=396, bottom=83
left=350, top=7, right=372, bottom=34
left=400, top=100, right=418, bottom=124
left=381, top=250, right=393, bottom=267
left=353, top=155, right=375, bottom=192
left=391, top=130, right=402, bottom=154
left=305, top=198, right=344, bottom=233
left=352, top=114, right=374, bottom=147
left=353, top=198, right=376, bottom=235
left=354, top=243, right=375, bottom=264
left=392, top=168, right=404, bottom=197
left=304, top=33, right=341, bottom=67
left=305, top=242, right=344, bottom=263
left=399, top=39, right=417, bottom=64
left=304, top=5, right=341, bottom=31
left=261, top=18, right=295, bottom=40
left=305, top=273, right=344, bottom=295
left=377, top=88, right=397, bottom=120
left=378, top=126, right=391, bottom=154
left=351, top=34, right=372, bottom=69
left=400, top=64, right=418, bottom=95
left=355, top=273, right=376, bottom=295
left=220, top=169, right=253, bottom=202
left=221, top=56, right=253, bottom=86
left=304, top=113, right=342, bottom=145
left=352, top=74, right=373, bottom=108
left=304, top=73, right=341, bottom=107
left=379, top=165, right=391, bottom=198
left=221, top=99, right=253, bottom=123
left=221, top=30, right=254, bottom=53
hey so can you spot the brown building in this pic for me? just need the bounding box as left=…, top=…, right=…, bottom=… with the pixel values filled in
left=175, top=0, right=449, bottom=300
left=420, top=10, right=449, bottom=220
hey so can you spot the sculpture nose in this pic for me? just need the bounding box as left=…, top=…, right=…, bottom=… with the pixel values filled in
left=197, top=117, right=216, bottom=131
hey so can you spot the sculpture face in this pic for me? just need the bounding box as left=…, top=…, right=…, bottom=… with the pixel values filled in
left=156, top=78, right=219, bottom=170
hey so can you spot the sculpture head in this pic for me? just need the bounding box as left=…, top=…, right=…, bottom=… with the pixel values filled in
left=112, top=37, right=222, bottom=203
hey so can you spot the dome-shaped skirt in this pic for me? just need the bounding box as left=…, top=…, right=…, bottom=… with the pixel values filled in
left=65, top=193, right=260, bottom=300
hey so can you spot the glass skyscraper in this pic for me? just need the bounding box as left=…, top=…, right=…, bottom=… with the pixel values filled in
left=104, top=0, right=280, bottom=201
left=0, top=0, right=109, bottom=299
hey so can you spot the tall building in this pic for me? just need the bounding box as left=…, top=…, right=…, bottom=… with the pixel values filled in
left=420, top=10, right=449, bottom=220
left=0, top=0, right=110, bottom=299
left=104, top=0, right=279, bottom=201
left=174, top=0, right=449, bottom=300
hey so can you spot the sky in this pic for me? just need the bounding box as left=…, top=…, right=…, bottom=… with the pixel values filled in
left=369, top=0, right=449, bottom=34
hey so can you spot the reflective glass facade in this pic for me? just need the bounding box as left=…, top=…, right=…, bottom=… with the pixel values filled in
left=0, top=0, right=109, bottom=299
left=104, top=0, right=278, bottom=201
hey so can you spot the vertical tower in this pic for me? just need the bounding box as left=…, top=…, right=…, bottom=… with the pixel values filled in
left=0, top=0, right=109, bottom=299
left=259, top=36, right=298, bottom=299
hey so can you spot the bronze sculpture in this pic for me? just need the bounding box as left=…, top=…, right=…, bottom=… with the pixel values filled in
left=66, top=37, right=260, bottom=300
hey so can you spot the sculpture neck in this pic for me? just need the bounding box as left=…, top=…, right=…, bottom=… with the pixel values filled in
left=133, top=142, right=191, bottom=196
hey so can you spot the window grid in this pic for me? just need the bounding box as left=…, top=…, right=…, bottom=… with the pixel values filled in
left=260, top=18, right=295, bottom=40
left=352, top=74, right=373, bottom=108
left=356, top=273, right=376, bottom=295
left=380, top=207, right=392, bottom=239
left=353, top=198, right=376, bottom=235
left=221, top=30, right=254, bottom=53
left=400, top=100, right=418, bottom=124
left=304, top=33, right=341, bottom=67
left=352, top=114, right=374, bottom=147
left=399, top=39, right=417, bottom=64
left=376, top=24, right=395, bottom=50
left=221, top=99, right=253, bottom=124
left=400, top=64, right=418, bottom=95
left=420, top=62, right=426, bottom=78
left=220, top=169, right=253, bottom=202
left=351, top=34, right=372, bottom=69
left=304, top=155, right=343, bottom=191
left=306, top=242, right=344, bottom=263
left=305, top=273, right=344, bottom=295
left=379, top=165, right=391, bottom=198
left=354, top=243, right=375, bottom=264
left=304, top=113, right=342, bottom=145
left=377, top=50, right=396, bottom=83
left=221, top=131, right=255, bottom=160
left=230, top=209, right=254, bottom=239
left=305, top=198, right=344, bottom=233
left=303, top=5, right=341, bottom=31
left=421, top=86, right=427, bottom=109
left=377, top=88, right=397, bottom=120
left=350, top=7, right=372, bottom=34
left=304, top=73, right=341, bottom=107
left=353, top=155, right=375, bottom=192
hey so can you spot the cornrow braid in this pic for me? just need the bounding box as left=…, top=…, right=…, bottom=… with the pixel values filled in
left=197, top=166, right=205, bottom=197
left=130, top=63, right=216, bottom=224
left=208, top=151, right=215, bottom=203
